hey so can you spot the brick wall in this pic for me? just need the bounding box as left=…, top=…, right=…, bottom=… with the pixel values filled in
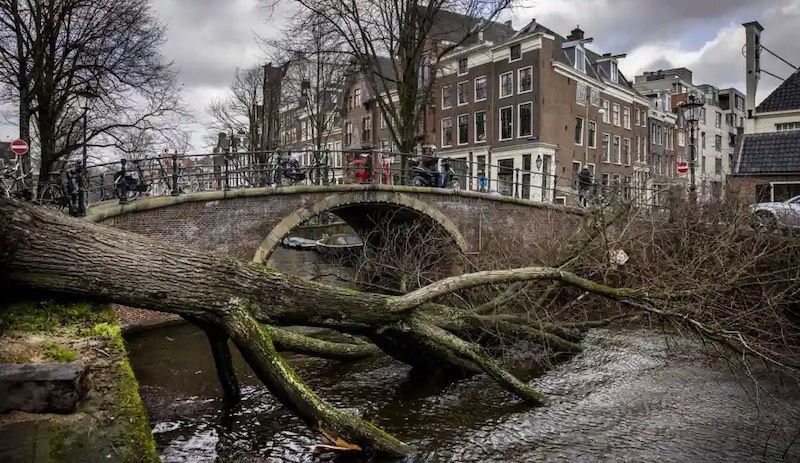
left=95, top=187, right=583, bottom=262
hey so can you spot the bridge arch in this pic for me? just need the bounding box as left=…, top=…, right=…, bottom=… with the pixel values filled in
left=252, top=190, right=468, bottom=264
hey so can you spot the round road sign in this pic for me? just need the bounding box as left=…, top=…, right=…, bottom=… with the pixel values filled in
left=677, top=160, right=688, bottom=174
left=10, top=139, right=28, bottom=156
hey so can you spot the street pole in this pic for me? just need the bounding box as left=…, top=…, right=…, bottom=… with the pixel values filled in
left=689, top=122, right=697, bottom=204
left=82, top=106, right=88, bottom=170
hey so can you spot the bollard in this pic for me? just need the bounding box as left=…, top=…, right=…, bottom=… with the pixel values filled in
left=76, top=165, right=86, bottom=217
left=171, top=152, right=180, bottom=196
left=118, top=159, right=128, bottom=205
left=223, top=153, right=230, bottom=191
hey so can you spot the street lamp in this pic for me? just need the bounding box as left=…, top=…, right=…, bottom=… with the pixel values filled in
left=678, top=93, right=705, bottom=204
left=77, top=90, right=98, bottom=170
left=594, top=108, right=606, bottom=185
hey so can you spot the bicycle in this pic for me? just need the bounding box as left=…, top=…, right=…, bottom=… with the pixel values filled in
left=274, top=151, right=335, bottom=186
left=144, top=157, right=201, bottom=196
left=1, top=154, right=33, bottom=201
left=37, top=161, right=90, bottom=213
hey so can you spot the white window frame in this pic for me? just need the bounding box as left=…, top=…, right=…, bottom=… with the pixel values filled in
left=623, top=107, right=631, bottom=129
left=613, top=135, right=622, bottom=164
left=590, top=88, right=600, bottom=106
left=588, top=120, right=597, bottom=148
left=518, top=66, right=533, bottom=94
left=499, top=105, right=513, bottom=141
left=457, top=81, right=468, bottom=106
left=457, top=113, right=469, bottom=145
left=499, top=72, right=513, bottom=99
left=441, top=85, right=452, bottom=109
left=609, top=61, right=618, bottom=83
left=601, top=100, right=610, bottom=123
left=441, top=117, right=453, bottom=147
left=517, top=102, right=533, bottom=138
left=474, top=110, right=487, bottom=143
left=635, top=108, right=641, bottom=126
left=474, top=76, right=487, bottom=102
left=575, top=46, right=586, bottom=72
left=623, top=137, right=631, bottom=165
left=509, top=43, right=522, bottom=63
left=575, top=116, right=584, bottom=146
left=576, top=83, right=587, bottom=106
left=457, top=57, right=468, bottom=76
left=612, top=103, right=621, bottom=127
left=602, top=133, right=610, bottom=163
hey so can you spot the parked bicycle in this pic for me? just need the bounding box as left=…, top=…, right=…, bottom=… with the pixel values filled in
left=112, top=157, right=200, bottom=201
left=274, top=151, right=334, bottom=186
left=37, top=161, right=90, bottom=214
left=0, top=153, right=33, bottom=201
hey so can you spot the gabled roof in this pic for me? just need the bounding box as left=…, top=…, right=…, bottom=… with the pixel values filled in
left=737, top=130, right=800, bottom=174
left=429, top=9, right=516, bottom=47
left=756, top=69, right=800, bottom=113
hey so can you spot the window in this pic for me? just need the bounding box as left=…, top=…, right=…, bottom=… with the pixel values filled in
left=576, top=83, right=587, bottom=106
left=518, top=67, right=532, bottom=93
left=635, top=108, right=641, bottom=127
left=715, top=134, right=722, bottom=151
left=510, top=43, right=521, bottom=62
left=457, top=114, right=468, bottom=145
left=612, top=135, right=621, bottom=164
left=518, top=102, right=533, bottom=138
left=575, top=46, right=586, bottom=72
left=572, top=161, right=582, bottom=190
left=715, top=157, right=722, bottom=175
left=380, top=139, right=389, bottom=151
left=457, top=81, right=468, bottom=105
left=701, top=132, right=706, bottom=150
left=499, top=106, right=513, bottom=140
left=700, top=107, right=706, bottom=124
left=590, top=88, right=600, bottom=106
left=650, top=123, right=657, bottom=145
left=362, top=116, right=372, bottom=143
left=635, top=136, right=641, bottom=163
left=475, top=111, right=486, bottom=142
left=601, top=100, right=609, bottom=123
left=475, top=76, right=487, bottom=101
left=575, top=117, right=584, bottom=145
left=612, top=103, right=621, bottom=126
left=588, top=121, right=597, bottom=148
left=441, top=118, right=453, bottom=147
left=500, top=72, right=513, bottom=98
left=354, top=88, right=361, bottom=107
left=609, top=61, right=618, bottom=82
left=776, top=122, right=800, bottom=131
left=602, top=133, right=610, bottom=162
left=381, top=114, right=388, bottom=129
left=601, top=173, right=610, bottom=186
left=715, top=111, right=722, bottom=128
left=442, top=86, right=452, bottom=108
left=735, top=95, right=745, bottom=111
left=623, top=138, right=631, bottom=165
left=729, top=133, right=737, bottom=147
left=623, top=108, right=631, bottom=129
left=458, top=58, right=468, bottom=75
left=344, top=121, right=353, bottom=145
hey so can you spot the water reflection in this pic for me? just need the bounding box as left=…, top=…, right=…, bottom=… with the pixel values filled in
left=127, top=326, right=800, bottom=462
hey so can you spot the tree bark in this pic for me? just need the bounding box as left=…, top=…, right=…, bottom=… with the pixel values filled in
left=182, top=315, right=241, bottom=402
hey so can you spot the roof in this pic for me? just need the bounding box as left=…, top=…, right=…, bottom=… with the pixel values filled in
left=429, top=9, right=516, bottom=47
left=737, top=130, right=800, bottom=174
left=756, top=69, right=800, bottom=113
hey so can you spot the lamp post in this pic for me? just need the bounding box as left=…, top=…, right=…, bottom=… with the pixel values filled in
left=594, top=108, right=606, bottom=185
left=678, top=93, right=705, bottom=204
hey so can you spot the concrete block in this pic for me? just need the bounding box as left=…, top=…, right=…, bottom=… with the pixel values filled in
left=0, top=363, right=89, bottom=414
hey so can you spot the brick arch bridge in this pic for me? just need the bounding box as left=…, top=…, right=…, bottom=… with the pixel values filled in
left=87, top=185, right=583, bottom=262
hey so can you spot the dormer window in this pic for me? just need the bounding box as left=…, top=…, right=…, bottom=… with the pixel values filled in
left=609, top=61, right=618, bottom=83
left=574, top=46, right=586, bottom=73
left=458, top=58, right=468, bottom=75
left=510, top=44, right=521, bottom=62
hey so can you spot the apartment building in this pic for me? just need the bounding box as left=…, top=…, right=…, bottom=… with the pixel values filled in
left=435, top=22, right=649, bottom=204
left=634, top=68, right=746, bottom=202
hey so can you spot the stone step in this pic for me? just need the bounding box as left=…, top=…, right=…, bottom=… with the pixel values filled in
left=0, top=363, right=89, bottom=414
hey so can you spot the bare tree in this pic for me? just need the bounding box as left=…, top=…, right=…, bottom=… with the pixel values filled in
left=0, top=0, right=185, bottom=186
left=261, top=12, right=349, bottom=152
left=289, top=0, right=514, bottom=162
left=206, top=66, right=263, bottom=152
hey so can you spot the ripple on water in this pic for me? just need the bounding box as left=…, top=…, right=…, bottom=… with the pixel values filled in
left=127, top=325, right=800, bottom=463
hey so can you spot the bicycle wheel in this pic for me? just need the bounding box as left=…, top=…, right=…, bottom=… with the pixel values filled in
left=114, top=177, right=140, bottom=202
left=38, top=182, right=65, bottom=212
left=312, top=164, right=335, bottom=186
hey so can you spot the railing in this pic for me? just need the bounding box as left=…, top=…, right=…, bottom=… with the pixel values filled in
left=59, top=149, right=675, bottom=216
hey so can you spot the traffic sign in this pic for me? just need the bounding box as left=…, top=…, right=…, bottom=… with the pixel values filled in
left=10, top=139, right=28, bottom=155
left=677, top=160, right=688, bottom=174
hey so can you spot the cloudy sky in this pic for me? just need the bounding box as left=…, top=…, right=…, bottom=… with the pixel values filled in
left=2, top=0, right=799, bottom=152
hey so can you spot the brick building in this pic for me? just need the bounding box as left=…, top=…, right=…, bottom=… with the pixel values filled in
left=434, top=21, right=649, bottom=204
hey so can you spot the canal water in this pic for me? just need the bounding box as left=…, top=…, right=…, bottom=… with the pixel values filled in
left=126, top=230, right=800, bottom=462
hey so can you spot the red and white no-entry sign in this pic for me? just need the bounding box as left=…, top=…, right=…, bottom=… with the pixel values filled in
left=677, top=160, right=688, bottom=174
left=10, top=139, right=28, bottom=155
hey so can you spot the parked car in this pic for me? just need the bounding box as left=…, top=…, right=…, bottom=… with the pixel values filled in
left=749, top=195, right=800, bottom=233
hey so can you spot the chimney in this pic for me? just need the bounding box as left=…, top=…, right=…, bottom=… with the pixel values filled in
left=743, top=21, right=764, bottom=118
left=504, top=20, right=512, bottom=27
left=567, top=26, right=584, bottom=41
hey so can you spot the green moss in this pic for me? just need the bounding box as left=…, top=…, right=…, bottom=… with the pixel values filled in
left=0, top=300, right=114, bottom=334
left=44, top=343, right=78, bottom=363
left=109, top=354, right=159, bottom=462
